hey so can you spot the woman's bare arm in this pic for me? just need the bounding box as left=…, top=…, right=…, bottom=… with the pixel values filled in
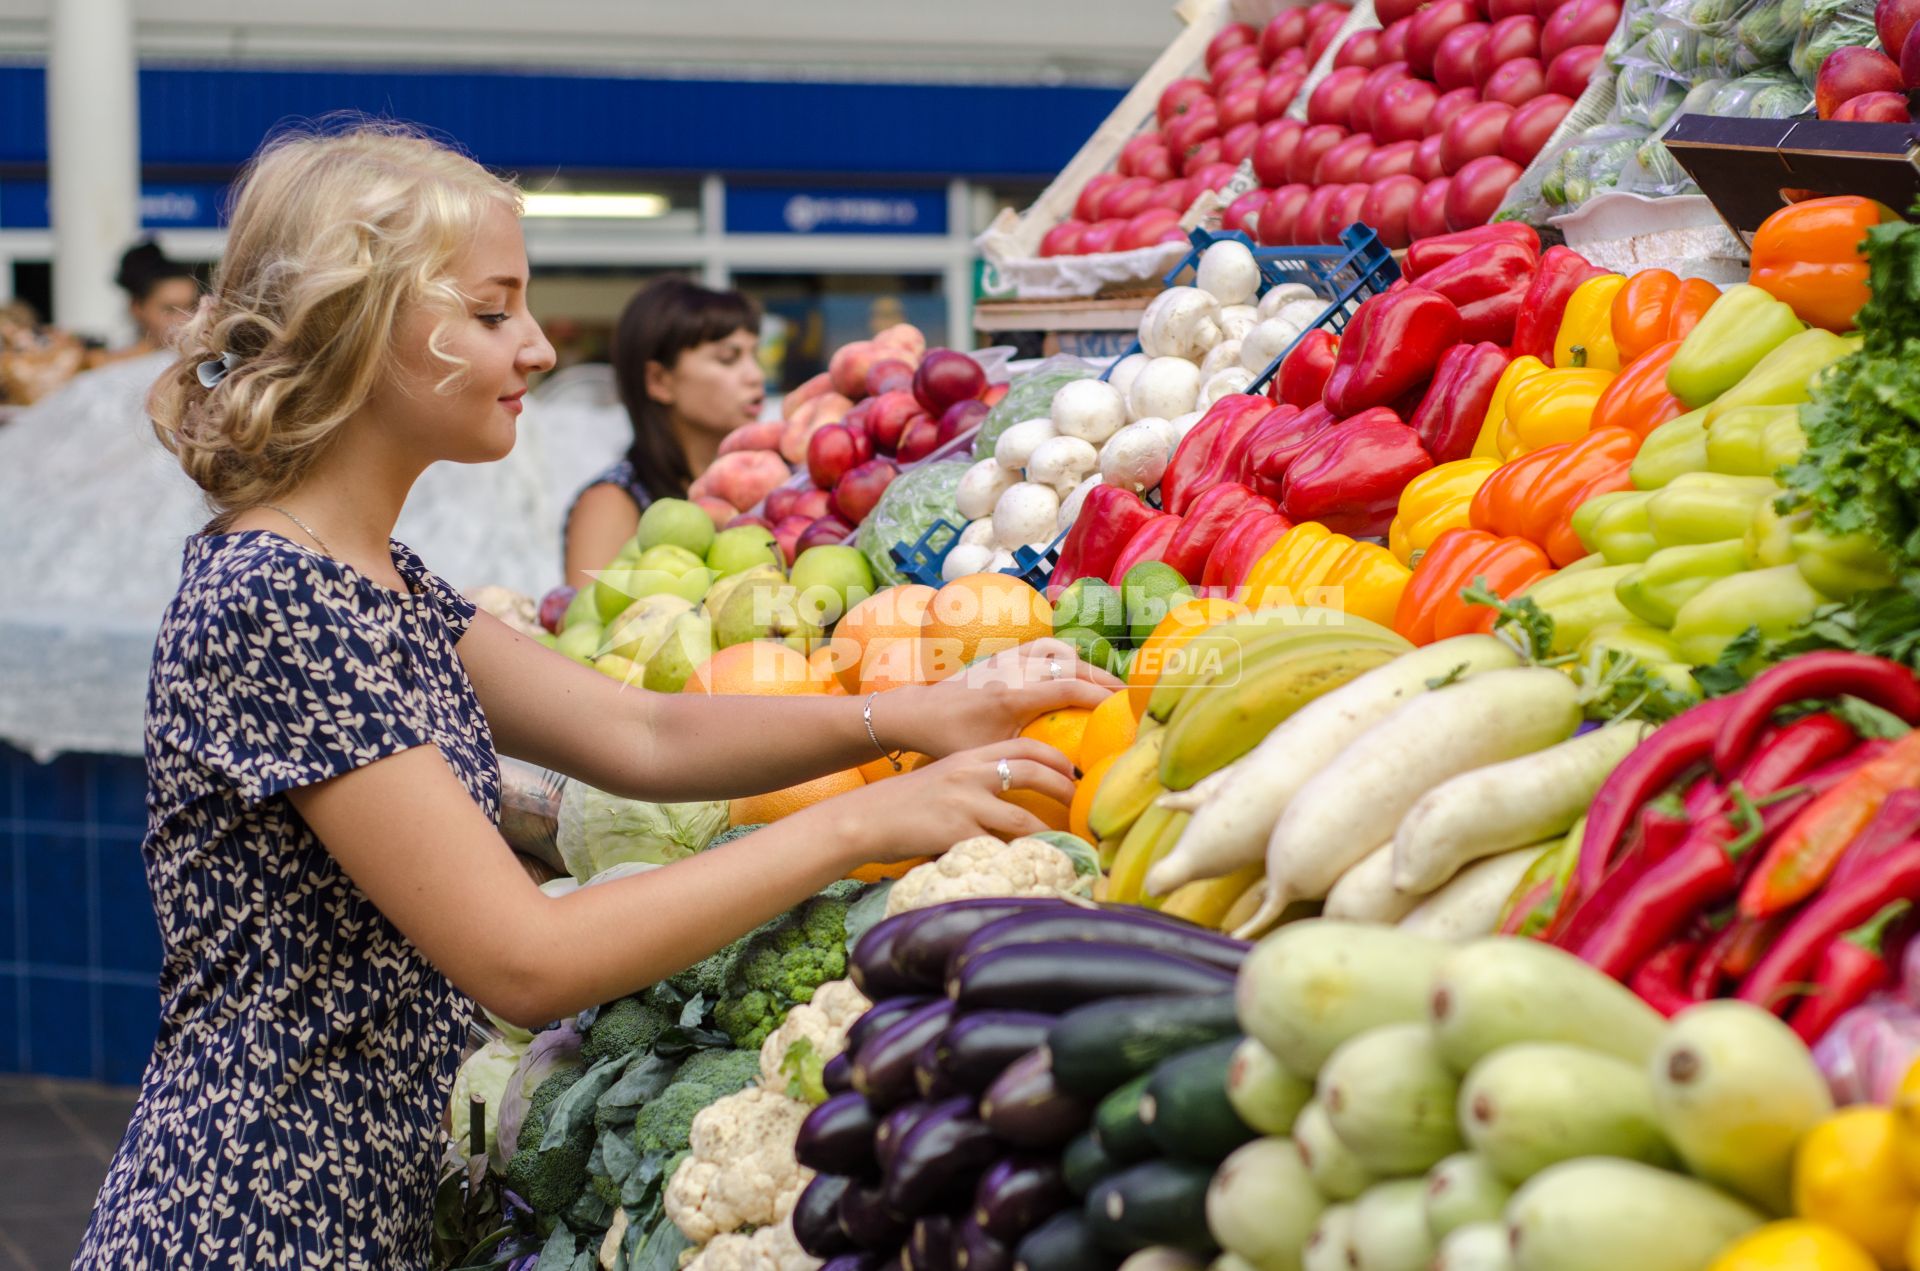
left=564, top=484, right=642, bottom=592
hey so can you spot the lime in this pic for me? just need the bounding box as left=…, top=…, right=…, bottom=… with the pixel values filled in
left=1054, top=625, right=1125, bottom=676
left=1120, top=561, right=1194, bottom=645
left=1052, top=577, right=1128, bottom=641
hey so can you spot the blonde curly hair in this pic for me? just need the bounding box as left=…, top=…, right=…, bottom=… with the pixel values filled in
left=152, top=120, right=522, bottom=513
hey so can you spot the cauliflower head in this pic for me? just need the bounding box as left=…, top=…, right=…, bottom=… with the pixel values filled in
left=758, top=978, right=871, bottom=1102
left=663, top=1086, right=814, bottom=1245
left=883, top=835, right=1082, bottom=917
left=684, top=1217, right=820, bottom=1271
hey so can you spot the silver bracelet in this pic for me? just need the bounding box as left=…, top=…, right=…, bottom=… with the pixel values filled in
left=863, top=690, right=904, bottom=772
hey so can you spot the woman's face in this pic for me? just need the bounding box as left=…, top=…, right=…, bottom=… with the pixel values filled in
left=132, top=276, right=199, bottom=346
left=369, top=200, right=556, bottom=467
left=647, top=327, right=766, bottom=438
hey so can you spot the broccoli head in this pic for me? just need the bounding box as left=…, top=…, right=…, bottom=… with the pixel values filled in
left=504, top=1069, right=593, bottom=1215
left=712, top=883, right=862, bottom=1049
left=581, top=996, right=673, bottom=1066
left=633, top=1080, right=722, bottom=1155
left=673, top=1046, right=759, bottom=1096
left=706, top=823, right=765, bottom=850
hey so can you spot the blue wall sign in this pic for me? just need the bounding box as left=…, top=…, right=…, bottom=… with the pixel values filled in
left=0, top=180, right=228, bottom=230
left=726, top=185, right=947, bottom=235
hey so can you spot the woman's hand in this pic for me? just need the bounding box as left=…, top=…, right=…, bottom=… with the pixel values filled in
left=881, top=639, right=1121, bottom=761
left=803, top=738, right=1080, bottom=864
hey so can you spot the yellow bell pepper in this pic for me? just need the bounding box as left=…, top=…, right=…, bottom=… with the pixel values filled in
left=1708, top=1221, right=1879, bottom=1271
left=1472, top=355, right=1549, bottom=458
left=1793, top=1108, right=1920, bottom=1269
left=1242, top=521, right=1333, bottom=607
left=1499, top=368, right=1617, bottom=456
left=1324, top=540, right=1413, bottom=628
left=1389, top=458, right=1502, bottom=563
left=1554, top=274, right=1628, bottom=372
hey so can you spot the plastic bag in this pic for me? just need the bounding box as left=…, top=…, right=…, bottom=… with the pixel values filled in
left=972, top=356, right=1098, bottom=460
left=1791, top=0, right=1879, bottom=80
left=855, top=458, right=970, bottom=588
left=1614, top=65, right=1692, bottom=127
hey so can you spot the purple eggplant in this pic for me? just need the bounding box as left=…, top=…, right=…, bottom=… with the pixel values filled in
left=876, top=1100, right=946, bottom=1177
left=795, top=1174, right=859, bottom=1258
left=848, top=995, right=939, bottom=1060
left=798, top=1092, right=883, bottom=1176
left=885, top=1099, right=1001, bottom=1216
left=854, top=915, right=938, bottom=999
left=839, top=1178, right=912, bottom=1252
left=956, top=1215, right=1014, bottom=1271
left=855, top=1000, right=957, bottom=1109
left=927, top=1011, right=1054, bottom=1095
left=950, top=910, right=1247, bottom=981
left=888, top=898, right=1073, bottom=986
left=972, top=1157, right=1070, bottom=1245
left=822, top=1256, right=887, bottom=1271
left=907, top=1212, right=960, bottom=1271
left=946, top=942, right=1234, bottom=1013
left=913, top=1036, right=963, bottom=1101
left=824, top=1051, right=856, bottom=1096
left=979, top=1050, right=1092, bottom=1150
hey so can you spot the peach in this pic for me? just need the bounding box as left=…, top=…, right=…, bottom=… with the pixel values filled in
left=717, top=419, right=785, bottom=455
left=693, top=449, right=791, bottom=511
left=783, top=372, right=833, bottom=418
left=694, top=496, right=737, bottom=530
left=873, top=323, right=927, bottom=363
left=830, top=340, right=882, bottom=399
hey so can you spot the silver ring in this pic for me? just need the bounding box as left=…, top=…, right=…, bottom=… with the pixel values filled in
left=1045, top=657, right=1063, bottom=680
left=997, top=758, right=1013, bottom=792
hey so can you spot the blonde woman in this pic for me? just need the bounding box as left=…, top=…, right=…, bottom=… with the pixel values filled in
left=79, top=123, right=1111, bottom=1268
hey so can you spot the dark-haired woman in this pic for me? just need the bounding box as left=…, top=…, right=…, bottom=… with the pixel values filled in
left=103, top=239, right=199, bottom=362
left=563, top=277, right=765, bottom=588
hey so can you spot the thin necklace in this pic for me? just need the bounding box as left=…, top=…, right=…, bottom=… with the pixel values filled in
left=262, top=504, right=334, bottom=560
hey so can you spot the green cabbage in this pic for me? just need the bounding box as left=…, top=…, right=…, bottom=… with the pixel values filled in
left=856, top=459, right=969, bottom=588
left=556, top=781, right=729, bottom=882
left=973, top=361, right=1097, bottom=459
left=450, top=1037, right=528, bottom=1158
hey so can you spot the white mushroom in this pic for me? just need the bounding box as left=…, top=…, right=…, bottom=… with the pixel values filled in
left=958, top=516, right=996, bottom=549
left=1168, top=410, right=1206, bottom=442
left=1140, top=287, right=1223, bottom=361
left=994, top=418, right=1057, bottom=472
left=1196, top=240, right=1261, bottom=307
left=1275, top=298, right=1327, bottom=333
left=1257, top=283, right=1320, bottom=319
left=1027, top=435, right=1100, bottom=492
left=1201, top=339, right=1245, bottom=380
left=986, top=549, right=1018, bottom=572
left=1199, top=367, right=1257, bottom=409
left=1218, top=304, right=1260, bottom=343
left=992, top=482, right=1063, bottom=549
left=1100, top=421, right=1174, bottom=492
left=1107, top=352, right=1151, bottom=400
left=942, top=542, right=994, bottom=581
left=1050, top=379, right=1128, bottom=446
left=1126, top=357, right=1203, bottom=424
left=1241, top=317, right=1306, bottom=376
left=1058, top=473, right=1103, bottom=531
left=1129, top=416, right=1177, bottom=450
left=957, top=457, right=1019, bottom=519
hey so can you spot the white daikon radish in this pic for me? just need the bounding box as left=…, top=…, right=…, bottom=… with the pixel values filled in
left=1399, top=845, right=1551, bottom=942
left=1051, top=378, right=1128, bottom=445
left=992, top=482, right=1061, bottom=549
left=956, top=458, right=1018, bottom=519
left=1324, top=843, right=1424, bottom=924
left=993, top=418, right=1055, bottom=472
left=1127, top=357, right=1203, bottom=423
left=1197, top=239, right=1261, bottom=306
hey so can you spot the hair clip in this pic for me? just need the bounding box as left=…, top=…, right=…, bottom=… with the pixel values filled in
left=196, top=351, right=238, bottom=390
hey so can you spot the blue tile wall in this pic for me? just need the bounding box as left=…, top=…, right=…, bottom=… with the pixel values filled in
left=1, top=744, right=158, bottom=1085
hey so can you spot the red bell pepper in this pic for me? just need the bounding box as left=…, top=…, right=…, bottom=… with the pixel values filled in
left=1403, top=223, right=1543, bottom=280
left=1160, top=483, right=1273, bottom=584
left=1741, top=838, right=1920, bottom=1015
left=1740, top=730, right=1920, bottom=917
left=1322, top=287, right=1464, bottom=418
left=1713, top=653, right=1920, bottom=777
left=1201, top=509, right=1293, bottom=595
left=1409, top=342, right=1512, bottom=464
left=1407, top=242, right=1538, bottom=346
left=1788, top=901, right=1911, bottom=1043
left=1048, top=485, right=1160, bottom=597
left=1162, top=395, right=1275, bottom=515
left=1242, top=403, right=1335, bottom=502
left=1105, top=513, right=1185, bottom=586
left=1280, top=408, right=1435, bottom=538
left=1511, top=246, right=1611, bottom=366
left=1273, top=329, right=1340, bottom=408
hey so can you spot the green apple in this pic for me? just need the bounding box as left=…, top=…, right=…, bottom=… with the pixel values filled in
left=593, top=562, right=713, bottom=622
left=561, top=586, right=601, bottom=632
left=714, top=579, right=825, bottom=653
left=703, top=563, right=786, bottom=625
left=554, top=622, right=603, bottom=664
left=592, top=653, right=646, bottom=685
left=644, top=611, right=714, bottom=693
left=534, top=630, right=559, bottom=650
left=636, top=543, right=706, bottom=577
left=707, top=525, right=782, bottom=578
left=637, top=497, right=716, bottom=558
left=605, top=593, right=696, bottom=663
left=790, top=545, right=875, bottom=627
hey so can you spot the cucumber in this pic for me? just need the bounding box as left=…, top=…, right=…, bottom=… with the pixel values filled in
left=1432, top=1223, right=1513, bottom=1271
left=1301, top=1205, right=1354, bottom=1271
left=1318, top=1023, right=1465, bottom=1176
left=1349, top=1180, right=1436, bottom=1271
left=1236, top=920, right=1450, bottom=1078
left=1423, top=1154, right=1512, bottom=1243
left=1063, top=1132, right=1121, bottom=1200
left=1647, top=1001, right=1834, bottom=1215
left=1506, top=1158, right=1764, bottom=1271
left=1086, top=1161, right=1218, bottom=1256
left=1459, top=1043, right=1676, bottom=1185
left=1204, top=1136, right=1327, bottom=1271
left=1225, top=1038, right=1312, bottom=1137
left=1093, top=1074, right=1156, bottom=1166
left=1141, top=1039, right=1255, bottom=1163
left=1291, top=1100, right=1376, bottom=1202
left=1427, top=939, right=1665, bottom=1076
left=1015, top=1211, right=1116, bottom=1271
left=1051, top=993, right=1241, bottom=1096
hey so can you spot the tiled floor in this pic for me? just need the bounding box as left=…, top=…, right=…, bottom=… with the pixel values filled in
left=0, top=1077, right=132, bottom=1271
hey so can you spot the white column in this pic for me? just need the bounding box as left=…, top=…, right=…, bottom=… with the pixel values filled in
left=48, top=0, right=140, bottom=341
left=700, top=174, right=729, bottom=289
left=946, top=179, right=974, bottom=351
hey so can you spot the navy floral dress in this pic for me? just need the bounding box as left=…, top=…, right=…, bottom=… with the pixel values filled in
left=77, top=531, right=500, bottom=1269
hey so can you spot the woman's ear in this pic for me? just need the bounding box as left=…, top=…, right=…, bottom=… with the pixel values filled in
left=644, top=358, right=677, bottom=407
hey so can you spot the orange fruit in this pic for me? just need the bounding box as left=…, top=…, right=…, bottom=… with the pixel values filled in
left=1126, top=596, right=1248, bottom=718
left=859, top=751, right=929, bottom=784
left=920, top=573, right=1053, bottom=681
left=1071, top=753, right=1117, bottom=842
left=807, top=645, right=848, bottom=693
left=847, top=856, right=932, bottom=883
left=1020, top=707, right=1093, bottom=773
left=857, top=633, right=936, bottom=694
left=1002, top=788, right=1071, bottom=832
left=834, top=584, right=935, bottom=694
left=729, top=767, right=865, bottom=825
left=685, top=641, right=826, bottom=697
left=1078, top=690, right=1139, bottom=772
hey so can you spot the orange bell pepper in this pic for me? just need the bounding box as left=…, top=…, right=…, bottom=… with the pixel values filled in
left=1432, top=532, right=1555, bottom=640
left=1542, top=457, right=1635, bottom=566
left=1748, top=195, right=1897, bottom=334
left=1589, top=339, right=1688, bottom=439
left=1469, top=443, right=1570, bottom=539
left=1610, top=270, right=1719, bottom=364
left=1394, top=528, right=1496, bottom=644
left=1517, top=426, right=1642, bottom=551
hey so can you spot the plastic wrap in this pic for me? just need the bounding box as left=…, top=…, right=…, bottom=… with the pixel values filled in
left=1791, top=0, right=1879, bottom=80
left=971, top=356, right=1102, bottom=459
left=855, top=458, right=971, bottom=588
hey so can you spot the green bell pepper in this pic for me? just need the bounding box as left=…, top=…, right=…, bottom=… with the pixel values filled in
left=1791, top=523, right=1898, bottom=600
left=1700, top=328, right=1859, bottom=424
left=1591, top=491, right=1659, bottom=565
left=1631, top=409, right=1711, bottom=490
left=1704, top=404, right=1799, bottom=477
left=1572, top=490, right=1641, bottom=557
left=1646, top=473, right=1780, bottom=549
left=1743, top=499, right=1799, bottom=569
left=1671, top=564, right=1829, bottom=666
left=1615, top=539, right=1750, bottom=628
left=1759, top=412, right=1807, bottom=471
left=1666, top=284, right=1806, bottom=408
left=1522, top=563, right=1638, bottom=654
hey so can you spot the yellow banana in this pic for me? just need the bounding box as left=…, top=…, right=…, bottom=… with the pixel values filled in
left=1159, top=862, right=1265, bottom=928
left=1108, top=805, right=1190, bottom=906
left=1087, top=729, right=1167, bottom=843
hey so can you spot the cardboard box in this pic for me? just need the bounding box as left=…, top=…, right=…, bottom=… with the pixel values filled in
left=1662, top=113, right=1920, bottom=244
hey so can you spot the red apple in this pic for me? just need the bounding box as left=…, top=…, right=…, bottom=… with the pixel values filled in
left=1378, top=0, right=1427, bottom=25
left=1363, top=174, right=1426, bottom=247
left=1484, top=56, right=1547, bottom=104
left=1258, top=184, right=1313, bottom=245
left=1442, top=101, right=1516, bottom=172
left=772, top=514, right=812, bottom=567
left=831, top=459, right=900, bottom=525
left=1119, top=207, right=1185, bottom=250
left=1445, top=154, right=1523, bottom=230
left=538, top=585, right=575, bottom=634
left=1077, top=219, right=1126, bottom=254
left=765, top=485, right=804, bottom=522
left=1253, top=118, right=1308, bottom=186
left=1263, top=8, right=1311, bottom=60
left=1190, top=161, right=1240, bottom=190
left=726, top=512, right=775, bottom=535
left=1371, top=77, right=1443, bottom=143
left=1208, top=24, right=1262, bottom=73
left=1379, top=17, right=1413, bottom=61
left=1833, top=89, right=1911, bottom=119
left=1221, top=120, right=1263, bottom=164
left=1332, top=184, right=1373, bottom=240
left=1502, top=93, right=1574, bottom=164
left=895, top=416, right=942, bottom=464
left=1073, top=173, right=1123, bottom=222
left=1356, top=61, right=1413, bottom=133
left=807, top=422, right=873, bottom=489
left=1307, top=15, right=1345, bottom=65
left=865, top=390, right=922, bottom=453
left=912, top=351, right=986, bottom=418
left=1427, top=87, right=1482, bottom=136
left=1222, top=188, right=1272, bottom=236
left=1291, top=123, right=1351, bottom=184
left=1258, top=70, right=1307, bottom=121
left=1039, top=220, right=1086, bottom=256
left=1478, top=15, right=1542, bottom=83
left=1881, top=0, right=1920, bottom=66
left=1218, top=80, right=1265, bottom=130
left=1818, top=46, right=1904, bottom=116
left=1360, top=138, right=1421, bottom=179
left=1309, top=66, right=1372, bottom=127
left=1434, top=22, right=1494, bottom=89
left=796, top=516, right=855, bottom=555
left=1158, top=78, right=1213, bottom=124
left=937, top=399, right=990, bottom=446
left=1411, top=178, right=1453, bottom=239
left=1336, top=28, right=1387, bottom=68
left=1541, top=0, right=1620, bottom=61
left=1487, top=0, right=1535, bottom=17
left=1407, top=0, right=1481, bottom=77
left=1545, top=44, right=1605, bottom=96
left=1296, top=185, right=1347, bottom=244
left=1415, top=132, right=1449, bottom=179
left=792, top=487, right=833, bottom=520
left=1317, top=132, right=1379, bottom=184
left=865, top=358, right=914, bottom=398
left=1096, top=175, right=1157, bottom=221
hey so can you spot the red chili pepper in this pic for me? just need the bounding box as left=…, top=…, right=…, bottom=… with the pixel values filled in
left=1828, top=788, right=1920, bottom=893
left=1201, top=509, right=1293, bottom=595
left=1741, top=731, right=1920, bottom=918
left=1712, top=652, right=1920, bottom=777
left=1631, top=939, right=1703, bottom=1018
left=1721, top=912, right=1789, bottom=980
left=1407, top=241, right=1538, bottom=346
left=1740, top=842, right=1920, bottom=1014
left=1274, top=330, right=1340, bottom=408
left=1403, top=223, right=1543, bottom=280
left=1511, top=246, right=1611, bottom=366
left=1788, top=901, right=1912, bottom=1044
left=1160, top=483, right=1273, bottom=584
left=1049, top=485, right=1160, bottom=597
left=1104, top=513, right=1185, bottom=586
left=1322, top=287, right=1464, bottom=418
left=1553, top=779, right=1716, bottom=950
left=1162, top=394, right=1275, bottom=515
left=1732, top=712, right=1860, bottom=797
left=1280, top=407, right=1435, bottom=538
left=1408, top=342, right=1512, bottom=465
